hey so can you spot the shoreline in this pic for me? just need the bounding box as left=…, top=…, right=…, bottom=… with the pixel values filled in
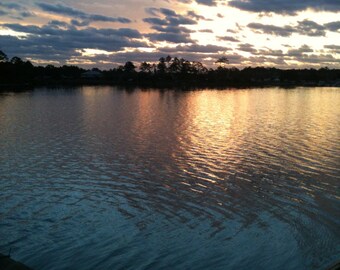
left=0, top=79, right=339, bottom=92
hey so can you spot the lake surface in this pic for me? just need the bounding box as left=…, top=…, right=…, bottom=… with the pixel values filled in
left=0, top=87, right=339, bottom=270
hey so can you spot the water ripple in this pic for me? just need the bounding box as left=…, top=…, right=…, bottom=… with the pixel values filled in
left=0, top=87, right=339, bottom=270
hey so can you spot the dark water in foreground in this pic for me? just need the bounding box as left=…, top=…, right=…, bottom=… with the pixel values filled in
left=0, top=87, right=339, bottom=270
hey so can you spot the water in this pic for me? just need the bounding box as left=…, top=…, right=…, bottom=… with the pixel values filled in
left=0, top=87, right=339, bottom=270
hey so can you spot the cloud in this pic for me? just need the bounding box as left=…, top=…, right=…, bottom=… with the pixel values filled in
left=248, top=23, right=295, bottom=37
left=20, top=11, right=35, bottom=18
left=0, top=22, right=147, bottom=65
left=161, top=44, right=228, bottom=53
left=0, top=2, right=35, bottom=19
left=198, top=29, right=213, bottom=33
left=159, top=8, right=177, bottom=17
left=147, top=32, right=193, bottom=43
left=297, top=20, right=326, bottom=36
left=143, top=7, right=198, bottom=43
left=70, top=19, right=90, bottom=27
left=324, top=44, right=340, bottom=54
left=187, top=11, right=210, bottom=21
left=228, top=0, right=340, bottom=14
left=143, top=18, right=168, bottom=25
left=248, top=45, right=340, bottom=68
left=217, top=36, right=240, bottom=42
left=143, top=8, right=198, bottom=26
left=36, top=2, right=131, bottom=24
left=238, top=43, right=257, bottom=53
left=151, top=25, right=193, bottom=34
left=0, top=2, right=23, bottom=10
left=287, top=45, right=313, bottom=56
left=195, top=0, right=218, bottom=6
left=324, top=21, right=340, bottom=31
left=247, top=20, right=336, bottom=37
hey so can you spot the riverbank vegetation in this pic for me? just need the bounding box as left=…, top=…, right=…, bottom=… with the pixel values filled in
left=1, top=50, right=339, bottom=90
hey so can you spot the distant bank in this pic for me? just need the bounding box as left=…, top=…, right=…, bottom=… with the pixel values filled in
left=1, top=51, right=339, bottom=91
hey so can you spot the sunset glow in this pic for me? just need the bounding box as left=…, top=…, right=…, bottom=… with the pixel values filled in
left=0, top=0, right=339, bottom=68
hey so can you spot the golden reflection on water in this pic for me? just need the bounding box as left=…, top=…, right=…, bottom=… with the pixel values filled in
left=77, top=87, right=340, bottom=188
left=0, top=87, right=339, bottom=270
left=167, top=88, right=339, bottom=190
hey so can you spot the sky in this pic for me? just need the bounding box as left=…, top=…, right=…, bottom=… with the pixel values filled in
left=0, top=0, right=339, bottom=69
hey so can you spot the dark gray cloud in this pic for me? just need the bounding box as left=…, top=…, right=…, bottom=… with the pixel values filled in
left=0, top=2, right=35, bottom=19
left=228, top=0, right=340, bottom=14
left=19, top=11, right=35, bottom=18
left=248, top=23, right=295, bottom=37
left=36, top=2, right=131, bottom=23
left=324, top=45, right=340, bottom=49
left=187, top=11, right=210, bottom=21
left=147, top=32, right=193, bottom=43
left=198, top=29, right=213, bottom=33
left=217, top=36, right=240, bottom=42
left=151, top=25, right=193, bottom=34
left=324, top=45, right=340, bottom=50
left=246, top=55, right=287, bottom=66
left=143, top=8, right=198, bottom=43
left=324, top=45, right=340, bottom=54
left=159, top=8, right=177, bottom=17
left=143, top=8, right=199, bottom=26
left=196, top=0, right=218, bottom=6
left=47, top=20, right=70, bottom=28
left=324, top=21, right=340, bottom=31
left=71, top=20, right=90, bottom=27
left=256, top=48, right=284, bottom=57
left=0, top=22, right=148, bottom=65
left=167, top=16, right=197, bottom=25
left=287, top=45, right=313, bottom=57
left=292, top=53, right=338, bottom=65
left=160, top=44, right=227, bottom=53
left=0, top=2, right=23, bottom=10
left=227, top=29, right=237, bottom=34
left=249, top=45, right=340, bottom=68
left=247, top=19, right=339, bottom=37
left=238, top=43, right=257, bottom=53
left=143, top=18, right=168, bottom=25
left=297, top=20, right=326, bottom=36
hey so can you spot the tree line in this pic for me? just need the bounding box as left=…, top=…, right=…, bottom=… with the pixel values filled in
left=1, top=50, right=339, bottom=89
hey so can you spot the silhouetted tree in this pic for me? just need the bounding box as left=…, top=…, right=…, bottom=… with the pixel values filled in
left=215, top=56, right=229, bottom=66
left=179, top=58, right=191, bottom=74
left=140, top=62, right=153, bottom=73
left=10, top=56, right=24, bottom=65
left=0, top=50, right=8, bottom=62
left=0, top=49, right=339, bottom=89
left=123, top=61, right=136, bottom=73
left=157, top=57, right=166, bottom=74
left=169, top=57, right=181, bottom=73
left=191, top=61, right=208, bottom=74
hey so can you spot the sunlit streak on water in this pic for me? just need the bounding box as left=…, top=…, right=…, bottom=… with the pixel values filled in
left=0, top=87, right=339, bottom=270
